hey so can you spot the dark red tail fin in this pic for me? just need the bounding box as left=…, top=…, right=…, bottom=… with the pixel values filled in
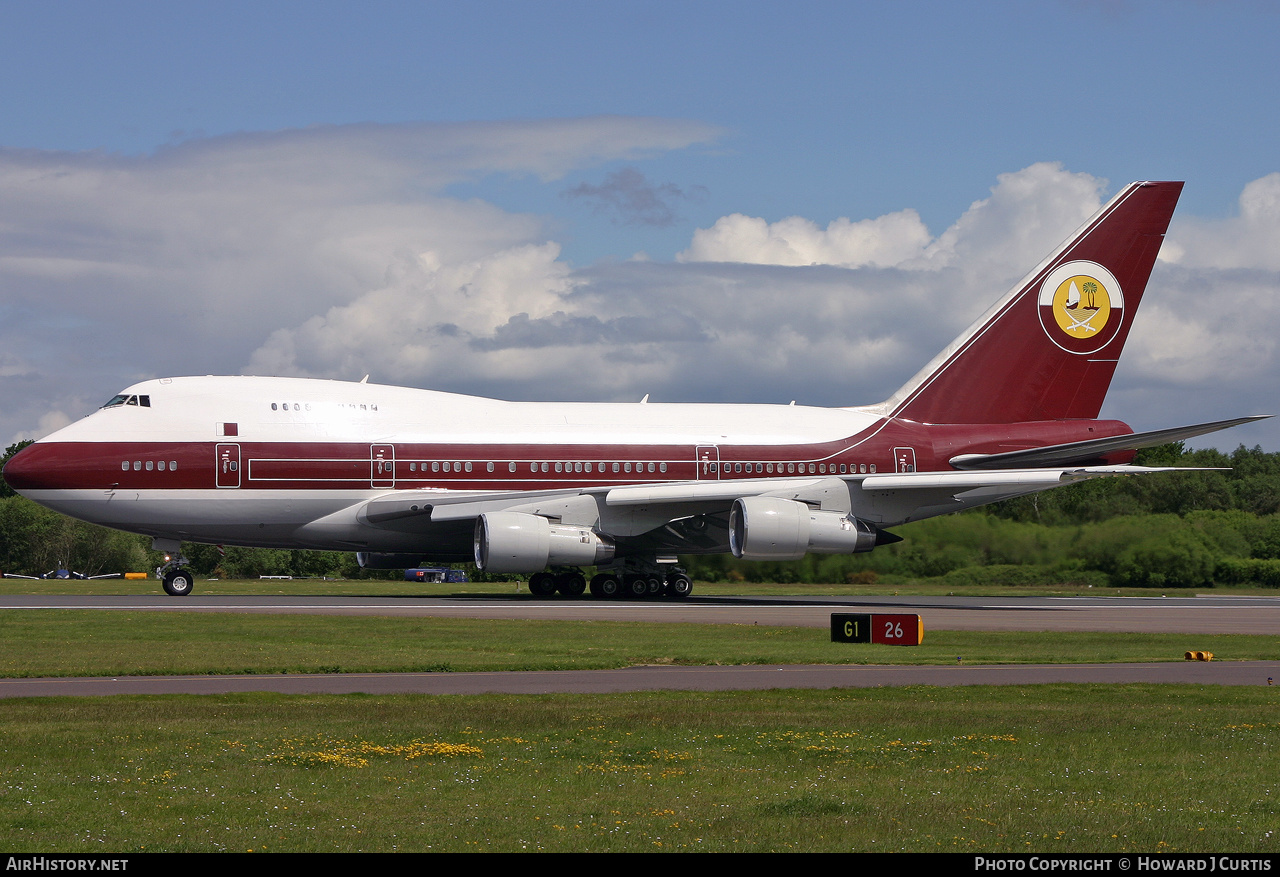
left=879, top=181, right=1183, bottom=424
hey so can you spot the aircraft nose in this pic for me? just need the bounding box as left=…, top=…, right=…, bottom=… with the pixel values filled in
left=3, top=442, right=50, bottom=492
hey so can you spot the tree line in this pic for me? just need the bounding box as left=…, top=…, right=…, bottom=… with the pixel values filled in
left=3, top=440, right=1279, bottom=587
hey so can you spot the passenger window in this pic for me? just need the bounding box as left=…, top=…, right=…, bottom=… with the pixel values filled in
left=133, top=461, right=141, bottom=471
left=464, top=462, right=472, bottom=472
left=121, top=461, right=129, bottom=471
left=170, top=461, right=177, bottom=471
left=660, top=462, right=667, bottom=473
left=486, top=462, right=494, bottom=473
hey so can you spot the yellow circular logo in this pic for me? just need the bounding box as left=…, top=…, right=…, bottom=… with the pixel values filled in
left=1037, top=260, right=1124, bottom=354
left=1050, top=274, right=1112, bottom=338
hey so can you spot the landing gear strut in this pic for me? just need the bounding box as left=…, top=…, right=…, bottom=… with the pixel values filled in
left=156, top=552, right=195, bottom=597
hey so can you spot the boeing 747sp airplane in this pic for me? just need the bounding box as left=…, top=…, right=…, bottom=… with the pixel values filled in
left=3, top=180, right=1266, bottom=597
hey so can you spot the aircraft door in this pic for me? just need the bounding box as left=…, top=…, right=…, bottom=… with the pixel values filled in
left=893, top=447, right=917, bottom=473
left=696, top=445, right=720, bottom=480
left=371, top=444, right=396, bottom=488
left=216, top=444, right=241, bottom=488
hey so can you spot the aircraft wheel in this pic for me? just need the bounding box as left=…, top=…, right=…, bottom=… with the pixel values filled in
left=557, top=572, right=586, bottom=597
left=162, top=569, right=194, bottom=597
left=625, top=574, right=649, bottom=599
left=590, top=574, right=621, bottom=599
left=646, top=576, right=664, bottom=598
left=528, top=572, right=557, bottom=597
left=666, top=574, right=693, bottom=600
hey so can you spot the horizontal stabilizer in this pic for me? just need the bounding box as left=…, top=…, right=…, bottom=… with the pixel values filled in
left=948, top=415, right=1271, bottom=470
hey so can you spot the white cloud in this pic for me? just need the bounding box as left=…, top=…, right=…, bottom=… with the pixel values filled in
left=1160, top=172, right=1280, bottom=271
left=245, top=163, right=1109, bottom=410
left=911, top=162, right=1106, bottom=275
left=674, top=162, right=1104, bottom=275
left=676, top=209, right=930, bottom=268
left=0, top=118, right=720, bottom=438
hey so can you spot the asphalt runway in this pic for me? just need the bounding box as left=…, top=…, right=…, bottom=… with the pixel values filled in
left=4, top=591, right=1279, bottom=632
left=3, top=592, right=1277, bottom=697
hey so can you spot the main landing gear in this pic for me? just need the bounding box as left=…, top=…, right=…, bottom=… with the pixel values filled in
left=527, top=569, right=586, bottom=598
left=527, top=563, right=693, bottom=600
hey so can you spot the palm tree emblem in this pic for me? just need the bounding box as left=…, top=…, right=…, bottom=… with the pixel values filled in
left=1082, top=281, right=1098, bottom=310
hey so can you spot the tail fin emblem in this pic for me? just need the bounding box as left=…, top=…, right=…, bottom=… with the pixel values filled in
left=1038, top=260, right=1124, bottom=354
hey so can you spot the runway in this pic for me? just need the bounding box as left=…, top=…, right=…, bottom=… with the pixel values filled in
left=3, top=591, right=1279, bottom=633
left=2, top=592, right=1277, bottom=697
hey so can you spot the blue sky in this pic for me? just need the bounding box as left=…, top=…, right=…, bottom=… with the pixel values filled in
left=1, top=0, right=1277, bottom=449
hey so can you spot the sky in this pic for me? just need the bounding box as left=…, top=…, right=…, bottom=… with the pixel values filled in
left=1, top=0, right=1277, bottom=450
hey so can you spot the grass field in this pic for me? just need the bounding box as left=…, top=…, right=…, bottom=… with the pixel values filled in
left=2, top=687, right=1277, bottom=852
left=0, top=580, right=1276, bottom=853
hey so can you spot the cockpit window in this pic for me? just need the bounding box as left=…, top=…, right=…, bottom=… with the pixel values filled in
left=101, top=394, right=151, bottom=409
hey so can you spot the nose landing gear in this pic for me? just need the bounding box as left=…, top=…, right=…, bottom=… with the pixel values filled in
left=156, top=553, right=195, bottom=596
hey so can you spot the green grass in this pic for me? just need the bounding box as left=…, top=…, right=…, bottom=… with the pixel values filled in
left=1, top=612, right=1276, bottom=677
left=2, top=580, right=1276, bottom=852
left=1, top=687, right=1276, bottom=852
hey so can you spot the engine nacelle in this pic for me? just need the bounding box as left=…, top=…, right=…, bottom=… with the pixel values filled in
left=473, top=512, right=616, bottom=573
left=356, top=552, right=424, bottom=570
left=729, top=496, right=878, bottom=561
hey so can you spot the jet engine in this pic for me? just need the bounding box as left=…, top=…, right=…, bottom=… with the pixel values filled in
left=474, top=512, right=616, bottom=573
left=728, top=496, right=879, bottom=561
